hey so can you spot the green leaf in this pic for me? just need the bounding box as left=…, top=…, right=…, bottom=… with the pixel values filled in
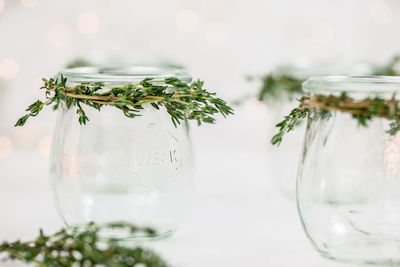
left=14, top=115, right=30, bottom=127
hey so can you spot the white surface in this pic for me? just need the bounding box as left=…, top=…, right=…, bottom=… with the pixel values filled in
left=0, top=110, right=362, bottom=267
left=0, top=0, right=399, bottom=265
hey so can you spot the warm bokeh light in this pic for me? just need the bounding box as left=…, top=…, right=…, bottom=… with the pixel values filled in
left=243, top=97, right=268, bottom=121
left=0, top=57, right=19, bottom=80
left=38, top=135, right=53, bottom=158
left=175, top=9, right=199, bottom=33
left=61, top=153, right=80, bottom=178
left=0, top=136, right=13, bottom=159
left=69, top=153, right=79, bottom=178
left=204, top=23, right=229, bottom=45
left=370, top=0, right=392, bottom=25
left=384, top=133, right=400, bottom=178
left=311, top=21, right=334, bottom=44
left=46, top=23, right=72, bottom=48
left=21, top=0, right=40, bottom=8
left=0, top=0, right=4, bottom=13
left=76, top=12, right=100, bottom=35
left=13, top=127, right=36, bottom=147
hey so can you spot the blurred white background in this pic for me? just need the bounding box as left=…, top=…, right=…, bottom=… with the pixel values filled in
left=0, top=0, right=399, bottom=266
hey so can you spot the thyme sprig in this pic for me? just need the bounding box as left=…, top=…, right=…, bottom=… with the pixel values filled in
left=271, top=99, right=309, bottom=145
left=257, top=74, right=302, bottom=101
left=0, top=222, right=168, bottom=267
left=15, top=76, right=233, bottom=128
left=372, top=55, right=400, bottom=76
left=271, top=93, right=400, bottom=145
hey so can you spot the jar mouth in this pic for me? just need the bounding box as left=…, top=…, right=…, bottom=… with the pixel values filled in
left=303, top=75, right=400, bottom=95
left=59, top=65, right=192, bottom=85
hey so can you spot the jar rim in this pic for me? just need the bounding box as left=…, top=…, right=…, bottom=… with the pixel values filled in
left=303, top=75, right=400, bottom=94
left=58, top=65, right=192, bottom=84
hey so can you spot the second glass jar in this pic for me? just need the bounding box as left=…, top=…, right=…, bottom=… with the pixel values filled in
left=298, top=76, right=400, bottom=264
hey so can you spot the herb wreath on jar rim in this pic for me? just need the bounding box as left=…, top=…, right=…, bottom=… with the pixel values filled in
left=15, top=67, right=234, bottom=128
left=272, top=75, right=400, bottom=145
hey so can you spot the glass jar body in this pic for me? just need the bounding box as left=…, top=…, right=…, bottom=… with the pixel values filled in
left=298, top=111, right=400, bottom=264
left=49, top=103, right=194, bottom=241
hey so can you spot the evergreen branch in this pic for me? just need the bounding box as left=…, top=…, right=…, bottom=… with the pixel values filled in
left=15, top=77, right=234, bottom=127
left=0, top=222, right=168, bottom=267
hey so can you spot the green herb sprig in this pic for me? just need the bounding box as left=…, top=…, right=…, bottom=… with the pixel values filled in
left=257, top=74, right=303, bottom=101
left=15, top=76, right=234, bottom=128
left=0, top=222, right=168, bottom=267
left=271, top=98, right=309, bottom=145
left=372, top=55, right=400, bottom=76
left=253, top=55, right=400, bottom=103
left=272, top=93, right=400, bottom=145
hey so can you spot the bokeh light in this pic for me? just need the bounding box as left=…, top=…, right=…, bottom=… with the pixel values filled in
left=13, top=126, right=37, bottom=147
left=370, top=0, right=392, bottom=25
left=0, top=136, right=13, bottom=159
left=21, top=0, right=40, bottom=8
left=38, top=136, right=53, bottom=158
left=69, top=154, right=79, bottom=178
left=175, top=9, right=199, bottom=33
left=243, top=97, right=268, bottom=121
left=46, top=23, right=72, bottom=48
left=204, top=23, right=230, bottom=45
left=0, top=0, right=4, bottom=13
left=384, top=133, right=400, bottom=178
left=311, top=21, right=334, bottom=44
left=76, top=12, right=100, bottom=35
left=0, top=57, right=19, bottom=80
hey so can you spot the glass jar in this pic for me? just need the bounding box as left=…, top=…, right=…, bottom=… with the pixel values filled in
left=265, top=60, right=373, bottom=198
left=298, top=76, right=400, bottom=264
left=49, top=66, right=195, bottom=241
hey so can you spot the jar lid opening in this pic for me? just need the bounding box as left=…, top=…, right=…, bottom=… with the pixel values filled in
left=303, top=75, right=400, bottom=95
left=59, top=65, right=192, bottom=85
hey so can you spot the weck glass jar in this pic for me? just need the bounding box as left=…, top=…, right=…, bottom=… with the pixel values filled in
left=298, top=76, right=400, bottom=264
left=49, top=66, right=195, bottom=241
left=265, top=60, right=372, bottom=198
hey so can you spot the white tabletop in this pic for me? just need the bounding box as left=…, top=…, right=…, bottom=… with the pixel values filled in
left=0, top=111, right=357, bottom=267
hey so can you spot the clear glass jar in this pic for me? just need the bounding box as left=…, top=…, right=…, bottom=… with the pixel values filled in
left=49, top=66, right=195, bottom=241
left=265, top=60, right=373, bottom=198
left=298, top=76, right=400, bottom=264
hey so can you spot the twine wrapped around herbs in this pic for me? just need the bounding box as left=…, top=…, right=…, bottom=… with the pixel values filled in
left=271, top=93, right=400, bottom=145
left=300, top=94, right=400, bottom=118
left=15, top=76, right=234, bottom=128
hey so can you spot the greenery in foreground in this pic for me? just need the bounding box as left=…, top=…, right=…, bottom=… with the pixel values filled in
left=272, top=93, right=400, bottom=145
left=15, top=76, right=233, bottom=128
left=0, top=223, right=168, bottom=267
